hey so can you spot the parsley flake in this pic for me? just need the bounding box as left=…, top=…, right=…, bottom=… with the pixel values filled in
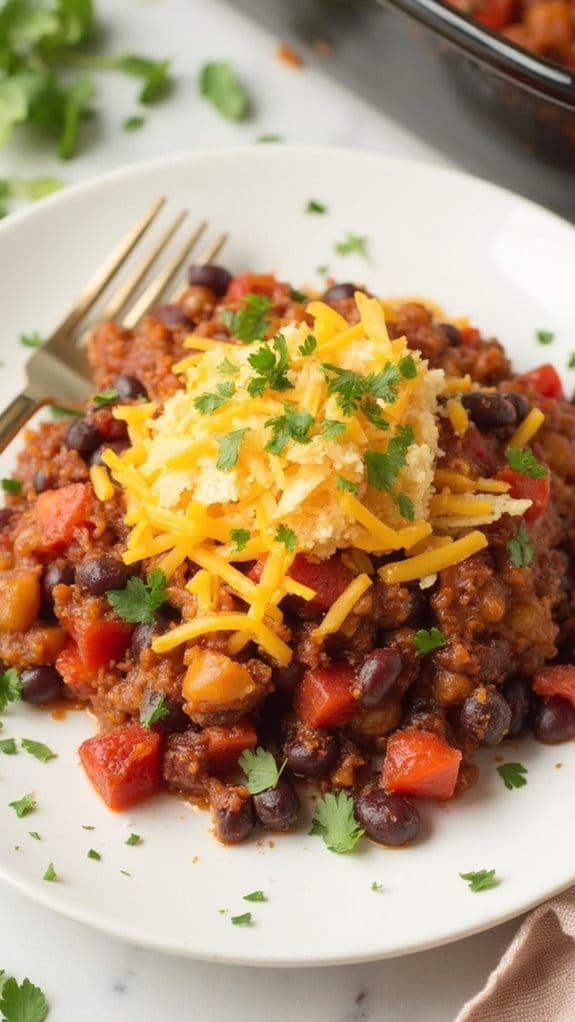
left=216, top=428, right=250, bottom=472
left=21, top=740, right=57, bottom=763
left=229, top=528, right=251, bottom=553
left=336, top=475, right=358, bottom=494
left=364, top=425, right=414, bottom=493
left=43, top=862, right=57, bottom=882
left=505, top=446, right=547, bottom=479
left=274, top=525, right=297, bottom=552
left=106, top=569, right=167, bottom=624
left=323, top=362, right=400, bottom=416
left=140, top=693, right=170, bottom=729
left=413, top=627, right=446, bottom=656
left=264, top=406, right=314, bottom=455
left=0, top=668, right=21, bottom=712
left=193, top=381, right=236, bottom=414
left=87, top=848, right=101, bottom=861
left=243, top=890, right=267, bottom=902
left=568, top=353, right=575, bottom=370
left=199, top=61, right=249, bottom=121
left=256, top=134, right=284, bottom=143
left=29, top=832, right=41, bottom=841
left=321, top=418, right=346, bottom=440
left=306, top=199, right=327, bottom=214
left=395, top=493, right=415, bottom=521
left=298, top=334, right=317, bottom=357
left=1, top=478, right=22, bottom=493
left=123, top=115, right=145, bottom=132
left=459, top=868, right=498, bottom=892
left=231, top=912, right=252, bottom=926
left=371, top=881, right=383, bottom=891
left=217, top=355, right=240, bottom=377
left=536, top=330, right=554, bottom=345
left=239, top=747, right=285, bottom=795
left=497, top=762, right=528, bottom=790
left=19, top=332, right=43, bottom=348
left=361, top=398, right=389, bottom=431
left=0, top=974, right=48, bottom=1022
left=247, top=333, right=293, bottom=395
left=92, top=387, right=119, bottom=406
left=334, top=232, right=369, bottom=259
left=399, top=355, right=417, bottom=379
left=506, top=523, right=533, bottom=568
left=290, top=288, right=308, bottom=303
left=221, top=293, right=271, bottom=342
left=310, top=791, right=364, bottom=853
left=0, top=738, right=16, bottom=755
left=81, top=825, right=95, bottom=831
left=9, top=793, right=36, bottom=818
left=126, top=833, right=141, bottom=846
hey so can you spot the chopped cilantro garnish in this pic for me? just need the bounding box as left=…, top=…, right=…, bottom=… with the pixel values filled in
left=568, top=352, right=575, bottom=369
left=290, top=288, right=308, bottom=303
left=0, top=668, right=21, bottom=712
left=247, top=333, right=293, bottom=395
left=497, top=762, right=528, bottom=790
left=120, top=869, right=132, bottom=877
left=29, top=832, right=41, bottom=841
left=217, top=355, right=240, bottom=376
left=371, top=881, right=383, bottom=891
left=243, top=890, right=267, bottom=902
left=298, top=334, right=317, bottom=357
left=43, top=862, right=57, bottom=882
left=21, top=740, right=57, bottom=763
left=364, top=425, right=414, bottom=492
left=256, top=133, right=284, bottom=143
left=506, top=523, right=533, bottom=567
left=316, top=264, right=330, bottom=276
left=366, top=364, right=403, bottom=402
left=274, top=525, right=297, bottom=552
left=215, top=428, right=250, bottom=472
left=395, top=492, right=415, bottom=521
left=87, top=849, right=101, bottom=861
left=1, top=478, right=22, bottom=493
left=361, top=399, right=389, bottom=431
left=0, top=974, right=48, bottom=1022
left=231, top=912, right=252, bottom=926
left=221, top=293, right=271, bottom=342
left=126, top=833, right=141, bottom=846
left=123, top=115, right=146, bottom=132
left=0, top=738, right=16, bottom=755
left=505, top=446, right=547, bottom=478
left=81, top=825, right=95, bottom=831
left=229, top=528, right=251, bottom=553
left=140, top=693, right=170, bottom=729
left=9, top=793, right=36, bottom=818
left=193, top=381, right=236, bottom=414
left=19, top=332, right=43, bottom=348
left=239, top=747, right=285, bottom=795
left=412, top=627, right=446, bottom=656
left=310, top=791, right=364, bottom=853
left=107, top=569, right=167, bottom=625
left=399, top=355, right=417, bottom=379
left=321, top=418, right=346, bottom=440
left=459, top=868, right=498, bottom=892
left=323, top=362, right=400, bottom=416
left=536, top=330, right=554, bottom=345
left=264, top=405, right=314, bottom=455
left=6, top=176, right=63, bottom=201
left=92, top=387, right=119, bottom=406
left=48, top=405, right=81, bottom=420
left=306, top=199, right=327, bottom=214
left=199, top=61, right=249, bottom=121
left=336, top=475, right=358, bottom=494
left=334, top=232, right=369, bottom=259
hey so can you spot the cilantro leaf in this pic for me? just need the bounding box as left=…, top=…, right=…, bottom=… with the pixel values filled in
left=0, top=975, right=48, bottom=1022
left=116, top=56, right=171, bottom=104
left=395, top=492, right=415, bottom=521
left=310, top=791, right=364, bottom=853
left=222, top=294, right=271, bottom=342
left=334, top=232, right=369, bottom=259
left=194, top=381, right=236, bottom=414
left=364, top=425, right=414, bottom=492
left=298, top=334, right=317, bottom=357
left=274, top=525, right=297, bottom=552
left=123, top=115, right=145, bottom=132
left=239, top=747, right=285, bottom=794
left=21, top=739, right=57, bottom=763
left=140, top=692, right=170, bottom=729
left=536, top=330, right=554, bottom=345
left=92, top=387, right=119, bottom=406
left=199, top=61, right=249, bottom=121
left=19, top=332, right=42, bottom=348
left=215, top=428, right=249, bottom=471
left=126, top=833, right=141, bottom=845
left=229, top=528, right=250, bottom=553
left=371, top=881, right=383, bottom=891
left=9, top=793, right=36, bottom=818
left=321, top=418, right=346, bottom=440
left=217, top=355, right=240, bottom=377
left=106, top=569, right=167, bottom=624
left=247, top=333, right=293, bottom=395
left=265, top=405, right=314, bottom=456
left=568, top=353, right=575, bottom=370
left=361, top=399, right=389, bottom=431
left=336, top=475, right=358, bottom=494
left=87, top=848, right=101, bottom=861
left=505, top=446, right=547, bottom=479
left=231, top=912, right=252, bottom=926
left=459, top=868, right=498, bottom=892
left=0, top=668, right=22, bottom=712
left=0, top=738, right=17, bottom=755
left=413, top=627, right=446, bottom=656
left=323, top=364, right=367, bottom=416
left=497, top=762, right=528, bottom=790
left=399, top=354, right=417, bottom=379
left=243, top=890, right=267, bottom=902
left=257, top=133, right=284, bottom=143
left=366, top=364, right=402, bottom=403
left=1, top=477, right=22, bottom=492
left=290, top=288, right=308, bottom=303
left=43, top=862, right=57, bottom=882
left=506, top=523, right=533, bottom=568
left=5, top=176, right=63, bottom=201
left=29, top=832, right=41, bottom=841
left=306, top=199, right=327, bottom=214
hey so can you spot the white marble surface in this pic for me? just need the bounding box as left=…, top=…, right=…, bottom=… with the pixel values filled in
left=0, top=0, right=525, bottom=1018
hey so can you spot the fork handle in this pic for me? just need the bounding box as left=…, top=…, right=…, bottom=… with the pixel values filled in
left=0, top=392, right=41, bottom=455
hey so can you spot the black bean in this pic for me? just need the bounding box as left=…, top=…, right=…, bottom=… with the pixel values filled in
left=131, top=616, right=169, bottom=660
left=557, top=633, right=575, bottom=663
left=114, top=375, right=148, bottom=401
left=90, top=441, right=130, bottom=467
left=439, top=322, right=461, bottom=345
left=0, top=508, right=13, bottom=530
left=355, top=788, right=420, bottom=846
left=460, top=686, right=512, bottom=746
left=272, top=660, right=303, bottom=696
left=285, top=730, right=338, bottom=777
left=76, top=555, right=132, bottom=597
left=33, top=468, right=54, bottom=494
left=532, top=696, right=575, bottom=744
left=150, top=303, right=194, bottom=329
left=20, top=666, right=65, bottom=704
left=501, top=677, right=530, bottom=738
left=187, top=264, right=231, bottom=297
left=65, top=418, right=104, bottom=458
left=41, top=561, right=75, bottom=612
left=253, top=780, right=301, bottom=831
left=356, top=648, right=402, bottom=710
left=502, top=391, right=529, bottom=423
left=460, top=392, right=517, bottom=429
left=212, top=793, right=255, bottom=844
left=322, top=282, right=357, bottom=302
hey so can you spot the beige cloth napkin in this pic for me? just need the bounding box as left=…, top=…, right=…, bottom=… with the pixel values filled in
left=455, top=889, right=575, bottom=1021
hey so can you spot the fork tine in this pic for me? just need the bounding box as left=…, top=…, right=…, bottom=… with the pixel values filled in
left=169, top=232, right=229, bottom=302
left=52, top=197, right=166, bottom=339
left=122, top=221, right=207, bottom=329
left=98, top=210, right=188, bottom=323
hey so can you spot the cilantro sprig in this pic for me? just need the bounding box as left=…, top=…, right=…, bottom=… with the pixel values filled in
left=412, top=627, right=446, bottom=656
left=0, top=972, right=48, bottom=1022
left=506, top=524, right=533, bottom=568
left=505, top=446, right=547, bottom=479
left=310, top=792, right=364, bottom=853
left=221, top=294, right=271, bottom=342
left=298, top=334, right=317, bottom=357
left=274, top=525, right=297, bottom=552
left=215, top=428, right=250, bottom=471
left=334, top=232, right=368, bottom=259
left=497, top=762, right=528, bottom=790
left=199, top=61, right=249, bottom=121
left=459, top=868, right=498, bottom=892
left=535, top=330, right=554, bottom=345
left=9, top=793, right=36, bottom=818
left=140, top=692, right=170, bottom=729
left=364, top=425, right=414, bottom=493
left=0, top=668, right=21, bottom=712
left=229, top=528, right=251, bottom=553
left=194, top=381, right=236, bottom=414
left=247, top=333, right=293, bottom=396
left=238, top=747, right=285, bottom=795
left=323, top=362, right=400, bottom=417
left=265, top=405, right=314, bottom=456
left=21, top=740, right=57, bottom=763
left=106, top=569, right=167, bottom=624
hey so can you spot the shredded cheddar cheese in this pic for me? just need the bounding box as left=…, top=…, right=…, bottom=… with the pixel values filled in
left=379, top=530, right=489, bottom=584
left=508, top=407, right=545, bottom=449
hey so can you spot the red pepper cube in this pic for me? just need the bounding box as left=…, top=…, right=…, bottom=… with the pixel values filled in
left=295, top=664, right=358, bottom=729
left=204, top=717, right=258, bottom=772
left=79, top=723, right=161, bottom=810
left=34, top=483, right=91, bottom=552
left=519, top=364, right=564, bottom=400
left=226, top=273, right=277, bottom=302
left=496, top=467, right=550, bottom=521
left=533, top=665, right=575, bottom=708
left=70, top=618, right=133, bottom=673
left=381, top=730, right=462, bottom=800
left=288, top=554, right=355, bottom=613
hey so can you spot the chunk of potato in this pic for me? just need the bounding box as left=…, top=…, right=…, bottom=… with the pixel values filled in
left=182, top=650, right=256, bottom=711
left=0, top=570, right=41, bottom=632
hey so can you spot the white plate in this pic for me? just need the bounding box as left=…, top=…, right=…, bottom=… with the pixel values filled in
left=1, top=147, right=575, bottom=967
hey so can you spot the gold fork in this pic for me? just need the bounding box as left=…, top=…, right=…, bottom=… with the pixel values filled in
left=0, top=199, right=227, bottom=453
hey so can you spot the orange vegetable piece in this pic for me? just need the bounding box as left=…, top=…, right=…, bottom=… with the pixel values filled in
left=0, top=569, right=41, bottom=631
left=67, top=618, right=133, bottom=673
left=34, top=483, right=91, bottom=552
left=79, top=723, right=161, bottom=810
left=533, top=665, right=575, bottom=707
left=381, top=730, right=462, bottom=800
left=295, top=663, right=358, bottom=728
left=182, top=650, right=256, bottom=712
left=204, top=717, right=258, bottom=771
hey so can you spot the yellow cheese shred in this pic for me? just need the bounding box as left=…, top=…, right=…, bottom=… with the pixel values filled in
left=152, top=612, right=292, bottom=665
left=508, top=408, right=545, bottom=449
left=89, top=465, right=115, bottom=502
left=312, top=574, right=373, bottom=641
left=379, top=530, right=488, bottom=584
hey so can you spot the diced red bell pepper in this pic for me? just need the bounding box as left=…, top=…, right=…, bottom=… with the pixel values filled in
left=473, top=0, right=513, bottom=30
left=79, top=723, right=161, bottom=810
left=226, top=273, right=277, bottom=302
left=459, top=326, right=481, bottom=345
left=56, top=640, right=91, bottom=694
left=381, top=729, right=462, bottom=800
left=288, top=553, right=355, bottom=614
left=34, top=483, right=91, bottom=552
left=295, top=663, right=358, bottom=729
left=203, top=717, right=258, bottom=771
left=65, top=617, right=133, bottom=673
left=496, top=467, right=551, bottom=521
left=519, top=363, right=564, bottom=400
left=533, top=665, right=575, bottom=707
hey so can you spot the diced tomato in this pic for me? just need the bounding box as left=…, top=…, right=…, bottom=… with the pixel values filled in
left=460, top=428, right=498, bottom=476
left=204, top=717, right=258, bottom=771
left=79, top=723, right=161, bottom=810
left=65, top=617, right=133, bottom=672
left=473, top=0, right=513, bottom=30
left=381, top=730, right=462, bottom=800
left=295, top=663, right=358, bottom=728
left=288, top=553, right=355, bottom=614
left=226, top=273, right=277, bottom=302
left=34, top=483, right=91, bottom=552
left=459, top=326, right=480, bottom=344
left=56, top=640, right=91, bottom=694
left=496, top=467, right=551, bottom=521
left=533, top=665, right=575, bottom=707
left=519, top=363, right=564, bottom=400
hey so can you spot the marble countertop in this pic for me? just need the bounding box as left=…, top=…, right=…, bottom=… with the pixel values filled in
left=0, top=0, right=528, bottom=1017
